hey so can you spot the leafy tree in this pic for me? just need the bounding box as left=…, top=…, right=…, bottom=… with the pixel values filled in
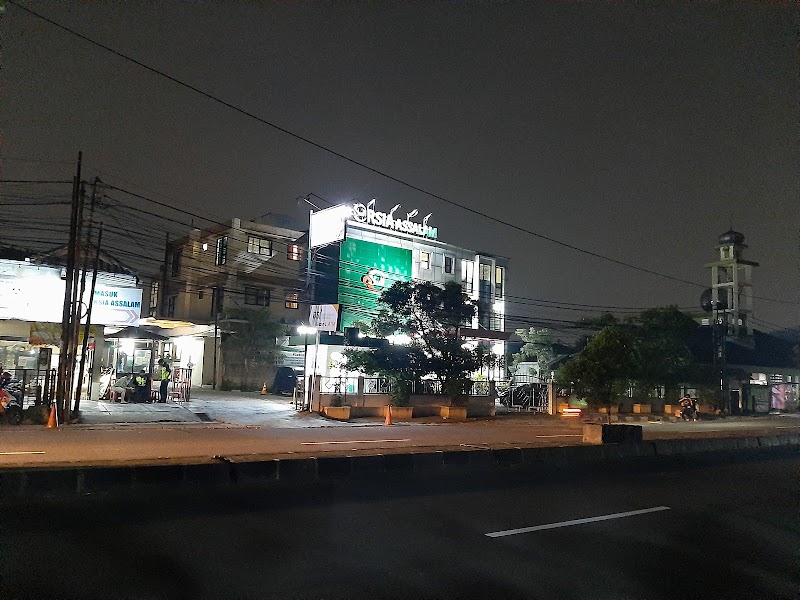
left=512, top=327, right=556, bottom=378
left=626, top=306, right=699, bottom=402
left=557, top=325, right=632, bottom=422
left=220, top=307, right=283, bottom=391
left=345, top=280, right=481, bottom=406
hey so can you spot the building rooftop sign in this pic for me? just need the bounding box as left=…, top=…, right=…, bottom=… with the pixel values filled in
left=351, top=200, right=437, bottom=240
left=309, top=200, right=437, bottom=249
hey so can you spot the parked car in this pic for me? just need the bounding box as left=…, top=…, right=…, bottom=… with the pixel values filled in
left=272, top=367, right=298, bottom=395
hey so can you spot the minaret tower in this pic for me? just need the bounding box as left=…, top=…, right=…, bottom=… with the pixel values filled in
left=705, top=230, right=759, bottom=339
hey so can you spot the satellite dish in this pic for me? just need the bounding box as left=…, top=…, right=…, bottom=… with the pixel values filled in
left=700, top=288, right=727, bottom=312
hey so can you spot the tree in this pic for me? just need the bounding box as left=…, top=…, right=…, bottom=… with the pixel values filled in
left=220, top=307, right=283, bottom=391
left=512, top=327, right=556, bottom=378
left=345, top=280, right=481, bottom=406
left=626, top=306, right=699, bottom=403
left=557, top=325, right=632, bottom=421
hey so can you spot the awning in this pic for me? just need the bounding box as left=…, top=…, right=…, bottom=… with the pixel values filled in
left=105, top=326, right=168, bottom=341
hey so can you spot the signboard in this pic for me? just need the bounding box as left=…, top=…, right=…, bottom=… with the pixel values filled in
left=352, top=200, right=437, bottom=240
left=309, top=200, right=437, bottom=249
left=337, top=238, right=411, bottom=330
left=309, top=304, right=339, bottom=330
left=0, top=262, right=141, bottom=325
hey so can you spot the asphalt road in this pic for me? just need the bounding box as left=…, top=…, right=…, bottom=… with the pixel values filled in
left=0, top=415, right=798, bottom=468
left=1, top=452, right=797, bottom=599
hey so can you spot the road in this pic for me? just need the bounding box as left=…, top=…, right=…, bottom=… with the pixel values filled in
left=1, top=452, right=797, bottom=599
left=0, top=415, right=798, bottom=468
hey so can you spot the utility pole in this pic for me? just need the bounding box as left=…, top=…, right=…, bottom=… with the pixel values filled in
left=72, top=178, right=99, bottom=415
left=74, top=226, right=102, bottom=415
left=56, top=152, right=82, bottom=424
left=160, top=232, right=170, bottom=318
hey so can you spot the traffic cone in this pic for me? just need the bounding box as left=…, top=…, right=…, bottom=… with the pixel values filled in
left=384, top=404, right=392, bottom=426
left=46, top=404, right=57, bottom=429
left=261, top=382, right=268, bottom=395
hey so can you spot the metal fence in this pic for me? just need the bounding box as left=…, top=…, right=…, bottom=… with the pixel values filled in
left=497, top=377, right=549, bottom=413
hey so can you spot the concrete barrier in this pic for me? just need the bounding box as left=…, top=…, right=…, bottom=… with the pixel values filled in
left=2, top=433, right=798, bottom=500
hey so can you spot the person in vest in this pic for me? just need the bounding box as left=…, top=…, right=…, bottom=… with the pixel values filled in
left=133, top=369, right=150, bottom=403
left=157, top=359, right=171, bottom=403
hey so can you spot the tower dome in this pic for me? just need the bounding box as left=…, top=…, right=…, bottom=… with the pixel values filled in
left=718, top=229, right=745, bottom=246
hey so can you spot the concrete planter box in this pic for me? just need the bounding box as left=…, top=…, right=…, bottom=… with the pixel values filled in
left=385, top=406, right=414, bottom=421
left=583, top=423, right=643, bottom=445
left=440, top=406, right=467, bottom=421
left=323, top=406, right=351, bottom=421
left=633, top=403, right=652, bottom=414
left=599, top=405, right=620, bottom=414
left=663, top=404, right=676, bottom=415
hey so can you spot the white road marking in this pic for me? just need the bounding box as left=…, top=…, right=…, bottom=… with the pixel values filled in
left=0, top=451, right=46, bottom=455
left=486, top=506, right=671, bottom=538
left=301, top=439, right=411, bottom=445
left=535, top=434, right=583, bottom=438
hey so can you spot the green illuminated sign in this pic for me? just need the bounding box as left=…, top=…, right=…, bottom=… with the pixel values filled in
left=338, top=238, right=412, bottom=330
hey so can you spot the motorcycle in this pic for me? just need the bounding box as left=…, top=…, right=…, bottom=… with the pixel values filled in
left=0, top=388, right=23, bottom=425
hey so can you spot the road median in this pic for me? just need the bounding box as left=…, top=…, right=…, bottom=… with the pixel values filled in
left=2, top=432, right=798, bottom=500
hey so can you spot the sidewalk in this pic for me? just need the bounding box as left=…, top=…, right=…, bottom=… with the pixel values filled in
left=75, top=387, right=354, bottom=428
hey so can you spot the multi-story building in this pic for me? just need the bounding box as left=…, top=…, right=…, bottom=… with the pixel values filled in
left=305, top=199, right=508, bottom=334
left=160, top=216, right=305, bottom=327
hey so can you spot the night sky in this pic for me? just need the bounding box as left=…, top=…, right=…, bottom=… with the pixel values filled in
left=3, top=2, right=798, bottom=337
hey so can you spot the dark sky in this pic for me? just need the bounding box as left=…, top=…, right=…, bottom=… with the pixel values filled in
left=3, top=1, right=798, bottom=336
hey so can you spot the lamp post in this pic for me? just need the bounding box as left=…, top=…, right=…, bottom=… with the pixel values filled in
left=297, top=325, right=317, bottom=410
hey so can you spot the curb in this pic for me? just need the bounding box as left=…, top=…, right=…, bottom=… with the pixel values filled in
left=2, top=433, right=798, bottom=500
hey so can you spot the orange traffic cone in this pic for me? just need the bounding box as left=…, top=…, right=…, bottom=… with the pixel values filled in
left=46, top=405, right=57, bottom=429
left=384, top=404, right=392, bottom=426
left=261, top=382, right=268, bottom=395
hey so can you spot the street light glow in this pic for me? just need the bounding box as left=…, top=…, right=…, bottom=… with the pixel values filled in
left=297, top=325, right=318, bottom=335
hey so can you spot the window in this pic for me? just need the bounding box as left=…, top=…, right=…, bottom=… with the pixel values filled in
left=285, top=293, right=299, bottom=309
left=461, top=260, right=474, bottom=292
left=444, top=255, right=454, bottom=275
left=495, top=266, right=504, bottom=298
left=167, top=295, right=177, bottom=318
left=211, top=288, right=224, bottom=316
left=247, top=236, right=273, bottom=256
left=245, top=287, right=270, bottom=306
left=420, top=251, right=431, bottom=270
left=171, top=250, right=181, bottom=276
left=215, top=237, right=228, bottom=265
left=198, top=289, right=204, bottom=300
left=149, top=282, right=159, bottom=315
left=479, top=263, right=491, bottom=281
left=287, top=244, right=301, bottom=261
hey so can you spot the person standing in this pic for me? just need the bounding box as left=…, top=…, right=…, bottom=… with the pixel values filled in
left=157, top=359, right=171, bottom=403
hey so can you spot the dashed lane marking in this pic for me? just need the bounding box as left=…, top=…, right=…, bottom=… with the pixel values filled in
left=486, top=506, right=671, bottom=538
left=0, top=451, right=46, bottom=455
left=535, top=434, right=583, bottom=438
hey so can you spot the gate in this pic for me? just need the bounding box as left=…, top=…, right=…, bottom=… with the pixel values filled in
left=497, top=375, right=549, bottom=413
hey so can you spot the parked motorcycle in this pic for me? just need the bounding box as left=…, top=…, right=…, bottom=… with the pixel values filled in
left=0, top=388, right=23, bottom=425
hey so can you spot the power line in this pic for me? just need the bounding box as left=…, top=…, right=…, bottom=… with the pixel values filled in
left=10, top=0, right=718, bottom=291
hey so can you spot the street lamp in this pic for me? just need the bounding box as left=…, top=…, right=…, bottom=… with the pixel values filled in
left=297, top=325, right=317, bottom=410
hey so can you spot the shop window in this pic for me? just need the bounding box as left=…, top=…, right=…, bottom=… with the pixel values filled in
left=215, top=237, right=228, bottom=265
left=171, top=250, right=181, bottom=276
left=285, top=293, right=299, bottom=309
left=247, top=236, right=273, bottom=256
left=245, top=287, right=270, bottom=306
left=420, top=251, right=431, bottom=270
left=287, top=244, right=301, bottom=261
left=444, top=255, right=454, bottom=274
